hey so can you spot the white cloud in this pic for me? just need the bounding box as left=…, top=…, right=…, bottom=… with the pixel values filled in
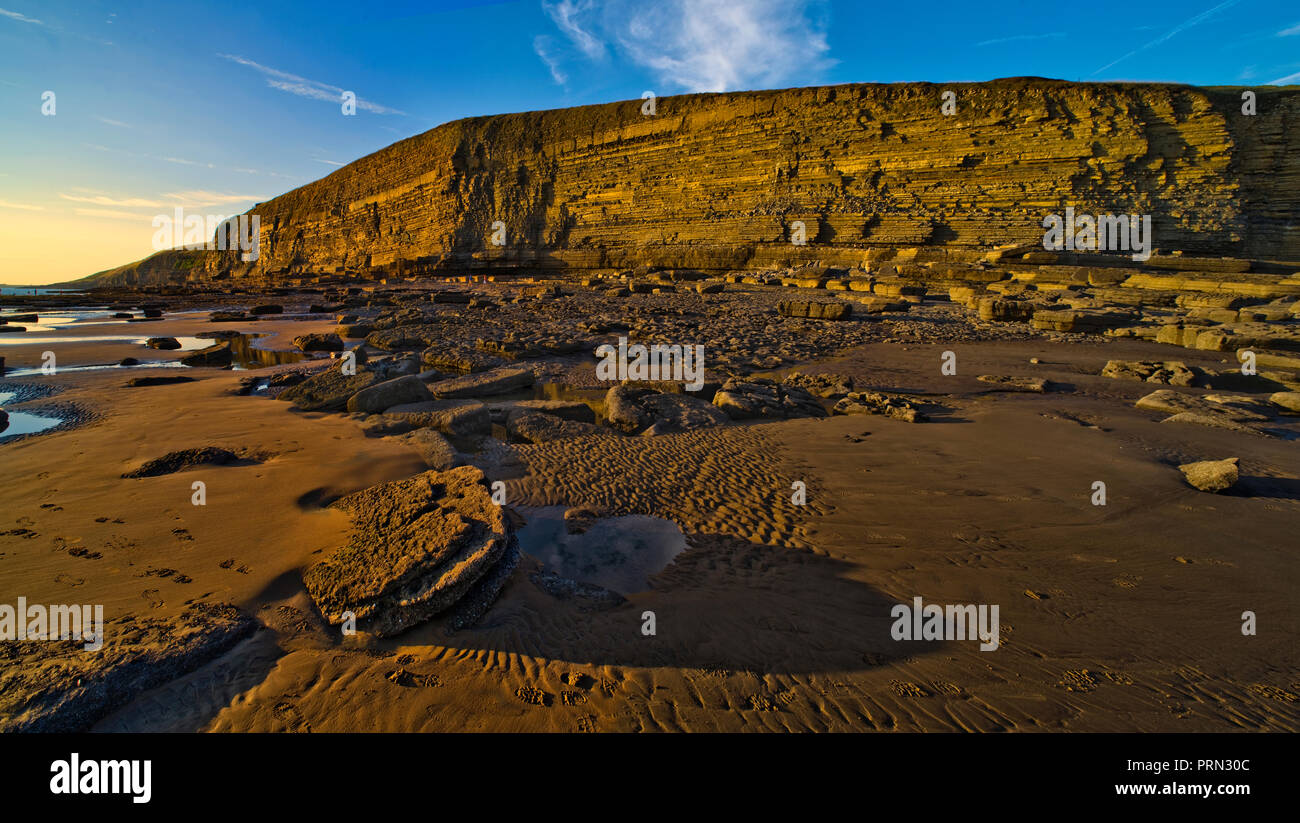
left=72, top=208, right=150, bottom=221
left=163, top=190, right=267, bottom=205
left=0, top=7, right=43, bottom=25
left=543, top=0, right=605, bottom=60
left=534, top=34, right=567, bottom=85
left=95, top=116, right=130, bottom=128
left=219, top=54, right=407, bottom=115
left=977, top=32, right=1066, bottom=47
left=60, top=193, right=165, bottom=208
left=0, top=199, right=43, bottom=211
left=541, top=0, right=833, bottom=93
left=1268, top=70, right=1300, bottom=84
left=1279, top=22, right=1300, bottom=36
left=313, top=159, right=346, bottom=167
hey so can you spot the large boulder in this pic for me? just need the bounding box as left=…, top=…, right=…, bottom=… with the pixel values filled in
left=302, top=467, right=515, bottom=636
left=1178, top=458, right=1239, bottom=493
left=180, top=342, right=232, bottom=367
left=277, top=363, right=377, bottom=411
left=712, top=378, right=827, bottom=420
left=346, top=374, right=433, bottom=414
left=145, top=337, right=181, bottom=350
left=383, top=399, right=492, bottom=440
left=293, top=333, right=343, bottom=352
left=1269, top=391, right=1300, bottom=413
left=427, top=366, right=534, bottom=398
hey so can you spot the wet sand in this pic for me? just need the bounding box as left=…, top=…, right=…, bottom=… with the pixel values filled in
left=2, top=308, right=1296, bottom=732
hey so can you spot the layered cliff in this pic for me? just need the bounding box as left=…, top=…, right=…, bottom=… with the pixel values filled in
left=85, top=78, right=1300, bottom=286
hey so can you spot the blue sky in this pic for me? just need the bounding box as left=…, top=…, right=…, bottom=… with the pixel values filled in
left=2, top=0, right=1298, bottom=283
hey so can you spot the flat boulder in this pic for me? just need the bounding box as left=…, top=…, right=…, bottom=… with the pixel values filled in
left=346, top=374, right=433, bottom=414
left=145, top=337, right=181, bottom=350
left=383, top=399, right=491, bottom=441
left=427, top=366, right=533, bottom=398
left=302, top=467, right=515, bottom=637
left=248, top=304, right=283, bottom=316
left=977, top=375, right=1050, bottom=392
left=1178, top=458, right=1239, bottom=493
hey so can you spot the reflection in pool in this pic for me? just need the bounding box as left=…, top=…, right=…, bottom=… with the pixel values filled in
left=515, top=506, right=688, bottom=594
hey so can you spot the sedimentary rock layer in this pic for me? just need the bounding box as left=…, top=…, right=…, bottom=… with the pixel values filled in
left=86, top=79, right=1300, bottom=286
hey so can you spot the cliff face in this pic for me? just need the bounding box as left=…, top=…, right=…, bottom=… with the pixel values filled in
left=88, top=78, right=1300, bottom=286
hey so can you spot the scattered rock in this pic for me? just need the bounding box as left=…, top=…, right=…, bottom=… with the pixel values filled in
left=778, top=300, right=853, bottom=320
left=605, top=384, right=729, bottom=434
left=145, top=337, right=181, bottom=350
left=1100, top=360, right=1199, bottom=386
left=833, top=391, right=927, bottom=422
left=248, top=304, right=283, bottom=316
left=712, top=377, right=827, bottom=419
left=507, top=409, right=617, bottom=443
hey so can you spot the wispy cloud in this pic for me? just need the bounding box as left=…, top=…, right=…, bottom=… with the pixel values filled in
left=1093, top=0, right=1243, bottom=76
left=60, top=193, right=165, bottom=208
left=543, top=0, right=605, bottom=60
left=219, top=54, right=407, bottom=115
left=72, top=208, right=150, bottom=221
left=977, top=32, right=1066, bottom=47
left=0, top=7, right=43, bottom=25
left=95, top=116, right=130, bottom=128
left=1280, top=22, right=1300, bottom=36
left=0, top=199, right=43, bottom=211
left=312, top=159, right=346, bottom=167
left=1268, top=70, right=1300, bottom=84
left=534, top=35, right=567, bottom=85
left=540, top=0, right=833, bottom=93
left=162, top=190, right=267, bottom=205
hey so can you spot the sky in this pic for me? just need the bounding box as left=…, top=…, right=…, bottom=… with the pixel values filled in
left=1, top=0, right=1297, bottom=285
